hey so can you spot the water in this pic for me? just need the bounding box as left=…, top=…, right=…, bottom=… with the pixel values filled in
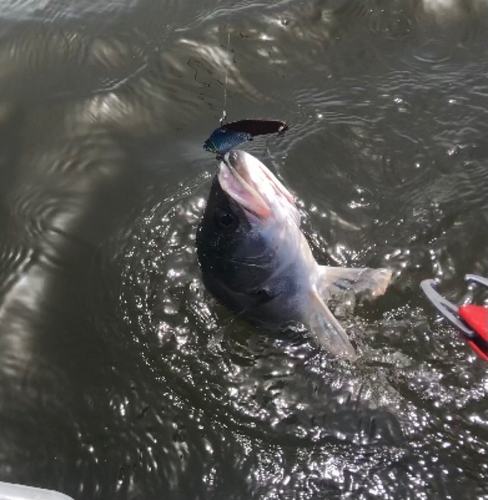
left=0, top=0, right=488, bottom=498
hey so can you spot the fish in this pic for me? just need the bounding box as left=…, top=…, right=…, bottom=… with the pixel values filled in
left=196, top=150, right=392, bottom=360
left=203, top=119, right=288, bottom=156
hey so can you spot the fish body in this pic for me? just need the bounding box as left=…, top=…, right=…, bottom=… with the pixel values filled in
left=196, top=150, right=391, bottom=359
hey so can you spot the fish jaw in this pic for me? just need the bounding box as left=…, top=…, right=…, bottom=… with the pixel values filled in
left=218, top=150, right=299, bottom=225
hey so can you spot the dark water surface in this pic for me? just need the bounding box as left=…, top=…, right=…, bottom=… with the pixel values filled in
left=0, top=0, right=488, bottom=498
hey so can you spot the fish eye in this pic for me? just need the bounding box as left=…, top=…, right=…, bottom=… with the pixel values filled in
left=214, top=209, right=237, bottom=229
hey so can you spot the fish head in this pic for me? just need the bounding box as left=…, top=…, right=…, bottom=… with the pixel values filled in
left=196, top=150, right=307, bottom=326
left=217, top=150, right=300, bottom=227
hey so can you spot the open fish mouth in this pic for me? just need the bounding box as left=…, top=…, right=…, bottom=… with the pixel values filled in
left=218, top=150, right=296, bottom=222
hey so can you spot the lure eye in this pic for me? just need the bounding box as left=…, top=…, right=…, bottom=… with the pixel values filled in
left=214, top=209, right=238, bottom=229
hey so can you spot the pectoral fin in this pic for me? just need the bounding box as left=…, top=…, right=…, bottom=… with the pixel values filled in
left=307, top=288, right=357, bottom=360
left=318, top=266, right=392, bottom=300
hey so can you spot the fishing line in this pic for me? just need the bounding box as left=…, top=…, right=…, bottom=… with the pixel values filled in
left=202, top=28, right=288, bottom=158
left=220, top=28, right=231, bottom=126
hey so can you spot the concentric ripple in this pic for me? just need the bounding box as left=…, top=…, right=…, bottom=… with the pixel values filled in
left=0, top=0, right=487, bottom=499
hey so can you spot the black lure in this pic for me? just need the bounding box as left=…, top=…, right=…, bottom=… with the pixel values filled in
left=203, top=119, right=288, bottom=156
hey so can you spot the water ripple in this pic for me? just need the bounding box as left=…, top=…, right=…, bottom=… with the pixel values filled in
left=1, top=0, right=488, bottom=498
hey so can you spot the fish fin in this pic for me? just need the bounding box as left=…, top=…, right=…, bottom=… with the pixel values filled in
left=307, top=287, right=357, bottom=360
left=317, top=266, right=392, bottom=301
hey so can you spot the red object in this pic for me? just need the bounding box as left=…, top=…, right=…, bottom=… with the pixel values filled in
left=458, top=305, right=488, bottom=360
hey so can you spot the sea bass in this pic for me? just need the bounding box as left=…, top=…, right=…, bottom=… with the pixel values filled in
left=196, top=150, right=392, bottom=359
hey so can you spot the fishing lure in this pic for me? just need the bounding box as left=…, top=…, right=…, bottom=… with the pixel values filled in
left=203, top=119, right=288, bottom=156
left=421, top=275, right=488, bottom=360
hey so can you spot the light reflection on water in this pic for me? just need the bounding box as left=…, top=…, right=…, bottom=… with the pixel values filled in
left=0, top=0, right=487, bottom=499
